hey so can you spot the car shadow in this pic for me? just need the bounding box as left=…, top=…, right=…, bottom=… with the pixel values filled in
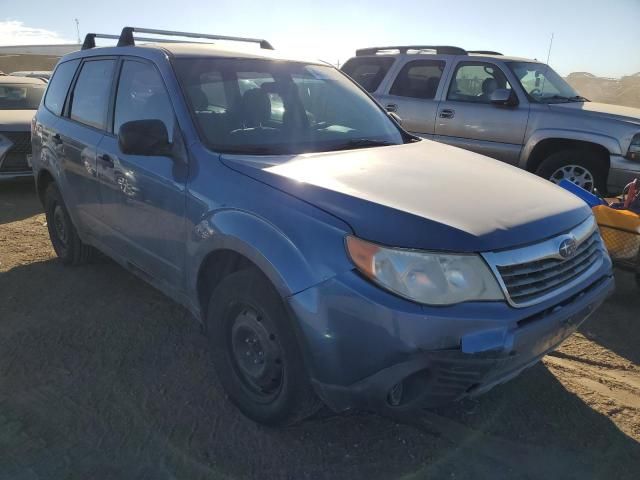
left=0, top=258, right=638, bottom=480
left=0, top=180, right=41, bottom=225
left=578, top=269, right=640, bottom=366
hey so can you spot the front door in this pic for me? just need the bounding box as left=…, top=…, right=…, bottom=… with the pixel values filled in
left=435, top=61, right=529, bottom=165
left=376, top=59, right=448, bottom=137
left=97, top=58, right=187, bottom=289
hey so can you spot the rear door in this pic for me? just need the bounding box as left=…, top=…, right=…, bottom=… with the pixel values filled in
left=97, top=57, right=186, bottom=289
left=341, top=56, right=396, bottom=95
left=51, top=58, right=116, bottom=232
left=375, top=59, right=449, bottom=137
left=434, top=60, right=529, bottom=164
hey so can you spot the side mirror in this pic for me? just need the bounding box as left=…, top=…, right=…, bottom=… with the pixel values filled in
left=490, top=89, right=518, bottom=106
left=388, top=111, right=403, bottom=125
left=118, top=119, right=172, bottom=156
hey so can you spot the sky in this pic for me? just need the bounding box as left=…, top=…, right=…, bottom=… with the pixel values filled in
left=0, top=0, right=639, bottom=77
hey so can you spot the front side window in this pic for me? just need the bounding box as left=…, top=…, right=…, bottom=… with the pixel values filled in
left=0, top=83, right=46, bottom=110
left=175, top=58, right=405, bottom=155
left=341, top=57, right=395, bottom=93
left=389, top=60, right=445, bottom=99
left=448, top=62, right=512, bottom=103
left=507, top=62, right=581, bottom=103
left=113, top=60, right=175, bottom=139
left=44, top=60, right=79, bottom=115
left=69, top=59, right=116, bottom=130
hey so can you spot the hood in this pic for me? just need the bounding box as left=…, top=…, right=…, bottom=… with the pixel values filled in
left=549, top=102, right=640, bottom=125
left=0, top=110, right=35, bottom=131
left=221, top=140, right=591, bottom=252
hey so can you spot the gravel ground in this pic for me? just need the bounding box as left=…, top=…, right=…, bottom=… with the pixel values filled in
left=1, top=181, right=639, bottom=480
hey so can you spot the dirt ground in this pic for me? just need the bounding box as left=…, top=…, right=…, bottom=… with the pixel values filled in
left=0, top=181, right=639, bottom=480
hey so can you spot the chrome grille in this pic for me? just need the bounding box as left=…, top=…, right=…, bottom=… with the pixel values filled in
left=483, top=217, right=605, bottom=308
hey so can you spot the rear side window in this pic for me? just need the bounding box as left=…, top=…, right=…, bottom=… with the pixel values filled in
left=447, top=62, right=512, bottom=103
left=69, top=59, right=116, bottom=130
left=113, top=60, right=175, bottom=139
left=341, top=57, right=395, bottom=93
left=389, top=60, right=445, bottom=99
left=44, top=60, right=79, bottom=115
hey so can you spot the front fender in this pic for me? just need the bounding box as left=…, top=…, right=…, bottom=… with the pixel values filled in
left=520, top=129, right=623, bottom=169
left=187, top=207, right=353, bottom=303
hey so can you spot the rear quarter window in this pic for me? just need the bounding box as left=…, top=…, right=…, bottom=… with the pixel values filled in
left=341, top=57, right=395, bottom=93
left=44, top=59, right=80, bottom=116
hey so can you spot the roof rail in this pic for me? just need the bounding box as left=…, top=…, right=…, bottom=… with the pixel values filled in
left=356, top=45, right=467, bottom=56
left=468, top=50, right=503, bottom=56
left=116, top=27, right=274, bottom=50
left=81, top=33, right=222, bottom=50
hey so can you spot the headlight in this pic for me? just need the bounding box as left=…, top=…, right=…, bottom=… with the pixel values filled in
left=346, top=236, right=504, bottom=306
left=628, top=134, right=640, bottom=161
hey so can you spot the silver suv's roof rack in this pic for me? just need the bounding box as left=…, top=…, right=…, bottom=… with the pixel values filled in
left=81, top=27, right=274, bottom=51
left=356, top=45, right=467, bottom=56
left=468, top=50, right=503, bottom=55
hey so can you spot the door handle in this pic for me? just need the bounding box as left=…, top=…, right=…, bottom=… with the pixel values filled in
left=439, top=109, right=455, bottom=119
left=386, top=104, right=398, bottom=113
left=100, top=154, right=114, bottom=168
left=52, top=134, right=63, bottom=145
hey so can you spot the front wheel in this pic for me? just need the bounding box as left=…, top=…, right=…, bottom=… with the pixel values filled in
left=535, top=149, right=608, bottom=194
left=206, top=268, right=322, bottom=426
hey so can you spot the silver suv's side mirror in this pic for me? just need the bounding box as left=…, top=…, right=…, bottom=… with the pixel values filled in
left=490, top=89, right=518, bottom=106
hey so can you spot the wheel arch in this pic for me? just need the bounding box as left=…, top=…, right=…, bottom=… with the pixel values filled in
left=36, top=168, right=56, bottom=205
left=521, top=130, right=620, bottom=174
left=191, top=208, right=350, bottom=320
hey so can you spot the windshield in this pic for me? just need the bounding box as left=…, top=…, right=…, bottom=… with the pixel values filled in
left=507, top=62, right=583, bottom=103
left=174, top=58, right=405, bottom=155
left=0, top=83, right=46, bottom=110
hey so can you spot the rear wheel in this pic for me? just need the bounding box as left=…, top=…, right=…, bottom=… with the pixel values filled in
left=206, top=268, right=322, bottom=426
left=536, top=149, right=608, bottom=194
left=44, top=183, right=93, bottom=265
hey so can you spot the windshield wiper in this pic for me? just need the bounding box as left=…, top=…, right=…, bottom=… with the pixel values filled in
left=569, top=95, right=589, bottom=102
left=331, top=138, right=398, bottom=151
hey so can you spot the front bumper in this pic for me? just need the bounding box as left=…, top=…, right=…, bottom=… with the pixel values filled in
left=288, top=260, right=614, bottom=413
left=609, top=154, right=640, bottom=193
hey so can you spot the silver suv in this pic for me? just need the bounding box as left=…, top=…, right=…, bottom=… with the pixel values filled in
left=342, top=46, right=640, bottom=194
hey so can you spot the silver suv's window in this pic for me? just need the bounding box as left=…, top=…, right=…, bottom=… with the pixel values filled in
left=0, top=83, right=45, bottom=110
left=113, top=60, right=175, bottom=139
left=69, top=59, right=116, bottom=130
left=389, top=60, right=445, bottom=99
left=175, top=58, right=405, bottom=155
left=507, top=62, right=582, bottom=103
left=448, top=62, right=512, bottom=103
left=341, top=57, right=395, bottom=93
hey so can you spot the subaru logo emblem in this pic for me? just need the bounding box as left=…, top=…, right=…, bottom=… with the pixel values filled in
left=559, top=237, right=577, bottom=259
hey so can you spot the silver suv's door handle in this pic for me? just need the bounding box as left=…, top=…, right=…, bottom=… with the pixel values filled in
left=386, top=104, right=398, bottom=113
left=439, top=109, right=455, bottom=119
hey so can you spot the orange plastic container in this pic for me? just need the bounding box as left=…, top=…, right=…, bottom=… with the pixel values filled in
left=592, top=205, right=640, bottom=261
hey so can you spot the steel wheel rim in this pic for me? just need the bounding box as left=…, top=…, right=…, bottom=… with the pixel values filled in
left=229, top=307, right=284, bottom=399
left=549, top=164, right=595, bottom=192
left=52, top=205, right=68, bottom=247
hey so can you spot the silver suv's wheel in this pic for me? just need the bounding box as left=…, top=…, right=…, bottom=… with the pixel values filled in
left=535, top=149, right=607, bottom=194
left=548, top=164, right=595, bottom=191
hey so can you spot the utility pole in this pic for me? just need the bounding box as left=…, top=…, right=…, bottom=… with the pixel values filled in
left=75, top=18, right=81, bottom=44
left=546, top=32, right=554, bottom=64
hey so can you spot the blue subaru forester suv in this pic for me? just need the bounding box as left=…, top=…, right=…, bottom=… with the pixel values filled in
left=31, top=28, right=614, bottom=425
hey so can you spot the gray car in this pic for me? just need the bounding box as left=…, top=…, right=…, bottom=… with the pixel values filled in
left=0, top=75, right=46, bottom=180
left=342, top=46, right=640, bottom=194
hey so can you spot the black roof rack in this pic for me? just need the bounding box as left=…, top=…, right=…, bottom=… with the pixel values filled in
left=81, top=27, right=274, bottom=51
left=468, top=50, right=503, bottom=56
left=356, top=45, right=467, bottom=56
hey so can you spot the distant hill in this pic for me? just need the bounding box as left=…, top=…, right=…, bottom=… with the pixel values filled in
left=565, top=72, right=640, bottom=109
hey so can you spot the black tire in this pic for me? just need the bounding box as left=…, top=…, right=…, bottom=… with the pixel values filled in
left=535, top=149, right=608, bottom=194
left=44, top=183, right=93, bottom=265
left=206, top=268, right=322, bottom=426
